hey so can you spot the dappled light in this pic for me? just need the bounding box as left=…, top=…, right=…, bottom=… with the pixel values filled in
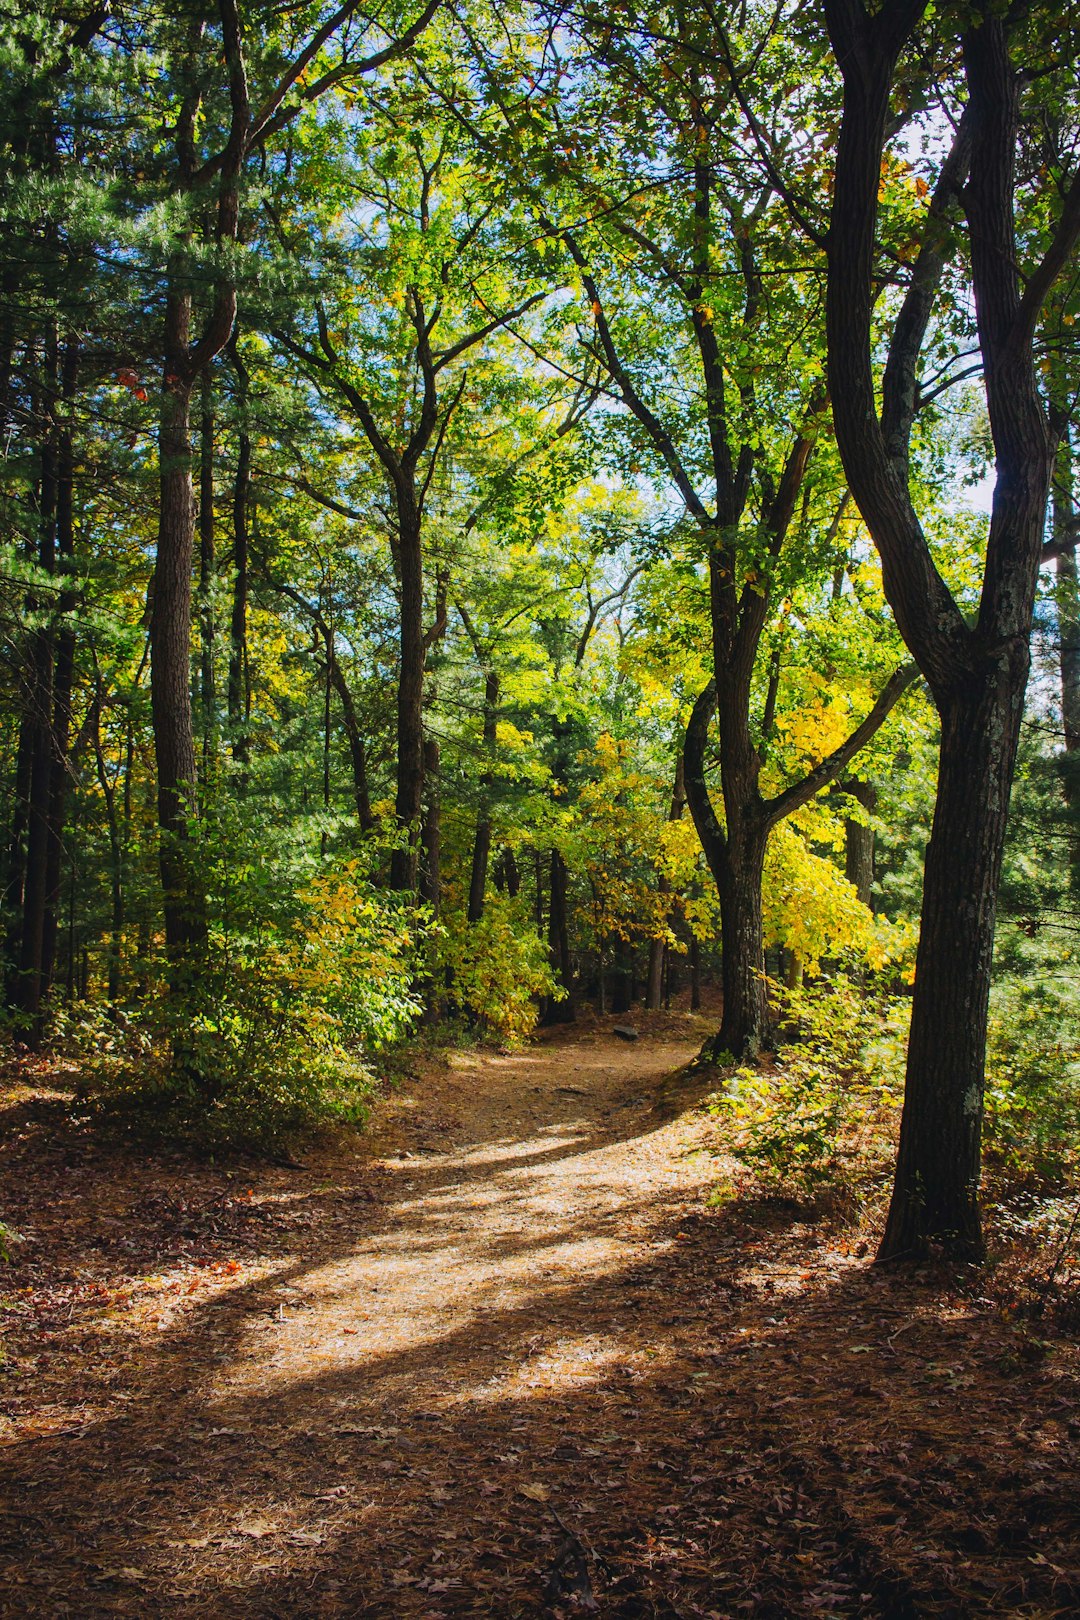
left=4, top=1026, right=1080, bottom=1616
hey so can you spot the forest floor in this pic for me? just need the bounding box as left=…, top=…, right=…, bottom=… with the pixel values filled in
left=1, top=1011, right=1080, bottom=1619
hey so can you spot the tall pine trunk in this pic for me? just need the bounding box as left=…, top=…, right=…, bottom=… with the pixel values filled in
left=152, top=291, right=207, bottom=974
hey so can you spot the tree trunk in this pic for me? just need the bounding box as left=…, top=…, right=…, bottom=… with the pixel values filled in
left=844, top=779, right=877, bottom=907
left=11, top=360, right=59, bottom=1035
left=326, top=656, right=375, bottom=832
left=227, top=420, right=250, bottom=763
left=40, top=347, right=78, bottom=1008
left=646, top=751, right=686, bottom=1009
left=1054, top=438, right=1080, bottom=898
left=467, top=669, right=499, bottom=923
left=713, top=814, right=770, bottom=1058
left=198, top=369, right=216, bottom=765
left=879, top=664, right=1025, bottom=1261
left=494, top=845, right=520, bottom=898
left=151, top=298, right=207, bottom=975
left=542, top=848, right=575, bottom=1024
left=390, top=500, right=424, bottom=890
left=419, top=736, right=441, bottom=915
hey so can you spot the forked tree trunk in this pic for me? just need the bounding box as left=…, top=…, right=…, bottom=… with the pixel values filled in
left=822, top=1, right=1074, bottom=1260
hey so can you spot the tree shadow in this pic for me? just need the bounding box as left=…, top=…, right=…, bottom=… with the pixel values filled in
left=2, top=1043, right=1077, bottom=1618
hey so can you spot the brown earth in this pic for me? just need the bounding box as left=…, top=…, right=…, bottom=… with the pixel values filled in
left=1, top=1011, right=1079, bottom=1617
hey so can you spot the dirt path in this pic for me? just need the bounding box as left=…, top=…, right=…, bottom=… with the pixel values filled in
left=2, top=1017, right=1080, bottom=1617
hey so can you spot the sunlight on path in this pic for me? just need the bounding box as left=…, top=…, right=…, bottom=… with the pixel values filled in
left=217, top=1039, right=709, bottom=1416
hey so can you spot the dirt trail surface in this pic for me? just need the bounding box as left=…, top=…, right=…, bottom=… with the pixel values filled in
left=2, top=1014, right=1080, bottom=1618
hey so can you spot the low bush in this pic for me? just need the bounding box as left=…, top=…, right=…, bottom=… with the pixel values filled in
left=710, top=974, right=908, bottom=1204
left=66, top=808, right=425, bottom=1152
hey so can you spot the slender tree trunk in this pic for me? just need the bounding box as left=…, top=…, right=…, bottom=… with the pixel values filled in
left=227, top=420, right=250, bottom=763
left=3, top=720, right=34, bottom=998
left=419, top=735, right=441, bottom=915
left=91, top=698, right=124, bottom=1003
left=542, top=848, right=575, bottom=1024
left=1054, top=438, right=1080, bottom=899
left=494, top=846, right=520, bottom=898
left=40, top=346, right=79, bottom=1010
left=611, top=943, right=633, bottom=1015
left=151, top=291, right=207, bottom=975
left=326, top=656, right=374, bottom=832
left=467, top=670, right=499, bottom=923
left=646, top=751, right=686, bottom=1009
left=13, top=359, right=59, bottom=1035
left=198, top=370, right=216, bottom=767
left=390, top=500, right=424, bottom=890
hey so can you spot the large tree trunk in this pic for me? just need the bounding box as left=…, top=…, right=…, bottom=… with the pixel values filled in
left=880, top=664, right=1025, bottom=1259
left=821, top=3, right=1071, bottom=1261
left=713, top=814, right=770, bottom=1058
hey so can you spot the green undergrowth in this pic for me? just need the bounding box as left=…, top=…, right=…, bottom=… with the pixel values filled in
left=705, top=966, right=1080, bottom=1231
left=58, top=808, right=425, bottom=1155
left=706, top=975, right=907, bottom=1217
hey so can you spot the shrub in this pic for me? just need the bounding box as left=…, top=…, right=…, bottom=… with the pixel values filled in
left=437, top=891, right=561, bottom=1045
left=984, top=972, right=1080, bottom=1193
left=711, top=975, right=907, bottom=1201
left=69, top=807, right=425, bottom=1152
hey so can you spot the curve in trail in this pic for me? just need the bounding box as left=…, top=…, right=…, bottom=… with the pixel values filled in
left=3, top=1023, right=733, bottom=1618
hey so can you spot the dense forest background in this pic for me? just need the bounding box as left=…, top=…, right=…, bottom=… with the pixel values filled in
left=2, top=0, right=1080, bottom=1264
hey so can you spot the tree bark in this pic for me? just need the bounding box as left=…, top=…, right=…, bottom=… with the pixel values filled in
left=879, top=667, right=1025, bottom=1259
left=467, top=669, right=499, bottom=923
left=152, top=297, right=208, bottom=974
left=227, top=344, right=250, bottom=763
left=40, top=342, right=79, bottom=1008
left=390, top=499, right=425, bottom=890
left=646, top=751, right=685, bottom=1010
left=419, top=735, right=441, bottom=915
left=542, top=848, right=575, bottom=1023
left=822, top=0, right=1074, bottom=1259
left=198, top=369, right=216, bottom=765
left=844, top=779, right=877, bottom=907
